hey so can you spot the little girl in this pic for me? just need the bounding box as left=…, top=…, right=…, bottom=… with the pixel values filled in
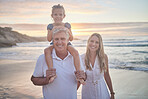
left=44, top=4, right=85, bottom=84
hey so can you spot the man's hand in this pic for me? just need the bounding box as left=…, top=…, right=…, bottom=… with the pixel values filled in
left=74, top=70, right=86, bottom=81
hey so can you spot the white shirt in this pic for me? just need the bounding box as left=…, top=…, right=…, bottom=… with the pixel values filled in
left=81, top=54, right=110, bottom=99
left=33, top=49, right=83, bottom=99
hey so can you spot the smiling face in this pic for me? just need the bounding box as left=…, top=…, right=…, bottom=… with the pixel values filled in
left=51, top=8, right=65, bottom=24
left=53, top=31, right=68, bottom=53
left=88, top=35, right=100, bottom=52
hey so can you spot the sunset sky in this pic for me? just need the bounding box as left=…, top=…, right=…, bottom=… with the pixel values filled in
left=0, top=0, right=148, bottom=24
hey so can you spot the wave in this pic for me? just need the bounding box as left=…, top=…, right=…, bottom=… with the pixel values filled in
left=105, top=38, right=134, bottom=41
left=105, top=44, right=148, bottom=47
left=16, top=42, right=48, bottom=47
left=145, top=57, right=148, bottom=60
left=132, top=50, right=148, bottom=54
left=110, top=66, right=148, bottom=72
left=0, top=52, right=17, bottom=56
left=109, top=59, right=148, bottom=72
left=104, top=40, right=148, bottom=44
left=130, top=61, right=148, bottom=65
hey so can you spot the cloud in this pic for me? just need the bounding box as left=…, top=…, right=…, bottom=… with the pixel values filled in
left=0, top=1, right=49, bottom=17
left=0, top=0, right=109, bottom=17
left=0, top=0, right=116, bottom=23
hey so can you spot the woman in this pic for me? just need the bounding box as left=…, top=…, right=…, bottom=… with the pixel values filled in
left=81, top=33, right=115, bottom=99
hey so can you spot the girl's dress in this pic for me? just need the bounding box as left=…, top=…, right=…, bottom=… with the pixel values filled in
left=81, top=54, right=110, bottom=99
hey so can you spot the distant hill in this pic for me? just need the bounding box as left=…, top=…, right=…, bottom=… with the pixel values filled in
left=0, top=27, right=46, bottom=47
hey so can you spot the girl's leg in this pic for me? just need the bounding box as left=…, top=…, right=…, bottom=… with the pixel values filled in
left=67, top=46, right=85, bottom=85
left=67, top=46, right=80, bottom=71
left=44, top=46, right=56, bottom=83
left=44, top=46, right=53, bottom=69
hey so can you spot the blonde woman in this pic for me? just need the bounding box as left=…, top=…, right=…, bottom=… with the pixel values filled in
left=81, top=33, right=115, bottom=99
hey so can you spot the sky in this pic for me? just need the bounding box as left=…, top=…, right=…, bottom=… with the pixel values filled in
left=0, top=0, right=148, bottom=24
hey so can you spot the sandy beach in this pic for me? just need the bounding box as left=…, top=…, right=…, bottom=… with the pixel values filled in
left=0, top=59, right=148, bottom=99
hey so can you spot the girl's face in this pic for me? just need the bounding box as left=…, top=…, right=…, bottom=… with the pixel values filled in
left=51, top=8, right=65, bottom=24
left=88, top=35, right=100, bottom=52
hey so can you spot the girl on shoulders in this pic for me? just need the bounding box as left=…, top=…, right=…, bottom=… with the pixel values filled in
left=44, top=4, right=85, bottom=84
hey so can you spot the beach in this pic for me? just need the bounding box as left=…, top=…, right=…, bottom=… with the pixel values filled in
left=0, top=59, right=148, bottom=99
left=0, top=0, right=147, bottom=98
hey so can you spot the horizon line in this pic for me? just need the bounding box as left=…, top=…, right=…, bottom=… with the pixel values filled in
left=0, top=22, right=148, bottom=25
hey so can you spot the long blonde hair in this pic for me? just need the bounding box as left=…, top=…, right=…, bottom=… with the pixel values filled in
left=85, top=33, right=107, bottom=72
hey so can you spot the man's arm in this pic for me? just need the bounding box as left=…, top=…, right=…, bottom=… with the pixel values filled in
left=31, top=68, right=56, bottom=86
left=31, top=54, right=50, bottom=86
left=31, top=75, right=49, bottom=86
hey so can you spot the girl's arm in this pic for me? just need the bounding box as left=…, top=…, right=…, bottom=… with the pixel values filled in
left=44, top=46, right=53, bottom=69
left=68, top=46, right=80, bottom=71
left=104, top=54, right=115, bottom=99
left=47, top=30, right=53, bottom=42
left=68, top=28, right=73, bottom=41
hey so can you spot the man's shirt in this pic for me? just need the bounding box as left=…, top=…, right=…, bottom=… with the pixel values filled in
left=33, top=49, right=83, bottom=99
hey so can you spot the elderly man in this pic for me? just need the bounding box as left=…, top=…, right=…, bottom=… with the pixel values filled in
left=31, top=28, right=85, bottom=99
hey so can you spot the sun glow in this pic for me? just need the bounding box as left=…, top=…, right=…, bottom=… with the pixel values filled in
left=1, top=22, right=148, bottom=37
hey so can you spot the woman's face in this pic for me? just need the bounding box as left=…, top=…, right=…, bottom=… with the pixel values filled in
left=88, top=35, right=99, bottom=52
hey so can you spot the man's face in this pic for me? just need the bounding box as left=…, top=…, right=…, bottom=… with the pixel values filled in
left=53, top=32, right=68, bottom=53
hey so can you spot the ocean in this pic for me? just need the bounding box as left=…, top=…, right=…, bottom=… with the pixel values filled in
left=0, top=22, right=148, bottom=72
left=0, top=35, right=148, bottom=72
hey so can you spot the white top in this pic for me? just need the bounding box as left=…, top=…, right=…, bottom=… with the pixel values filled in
left=81, top=54, right=110, bottom=99
left=33, top=49, right=83, bottom=99
left=81, top=54, right=104, bottom=82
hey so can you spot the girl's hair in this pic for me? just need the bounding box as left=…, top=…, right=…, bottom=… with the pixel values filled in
left=84, top=33, right=107, bottom=72
left=52, top=4, right=65, bottom=15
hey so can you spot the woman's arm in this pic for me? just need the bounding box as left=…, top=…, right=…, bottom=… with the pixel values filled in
left=104, top=54, right=115, bottom=99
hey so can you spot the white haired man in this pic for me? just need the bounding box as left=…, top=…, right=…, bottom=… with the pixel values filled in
left=31, top=28, right=86, bottom=99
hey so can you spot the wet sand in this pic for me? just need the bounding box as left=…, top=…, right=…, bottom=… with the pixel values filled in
left=0, top=59, right=148, bottom=99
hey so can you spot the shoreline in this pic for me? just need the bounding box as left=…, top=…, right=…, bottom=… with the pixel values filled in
left=0, top=59, right=148, bottom=99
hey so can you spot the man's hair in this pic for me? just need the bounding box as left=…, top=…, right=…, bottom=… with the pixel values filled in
left=52, top=28, right=69, bottom=39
